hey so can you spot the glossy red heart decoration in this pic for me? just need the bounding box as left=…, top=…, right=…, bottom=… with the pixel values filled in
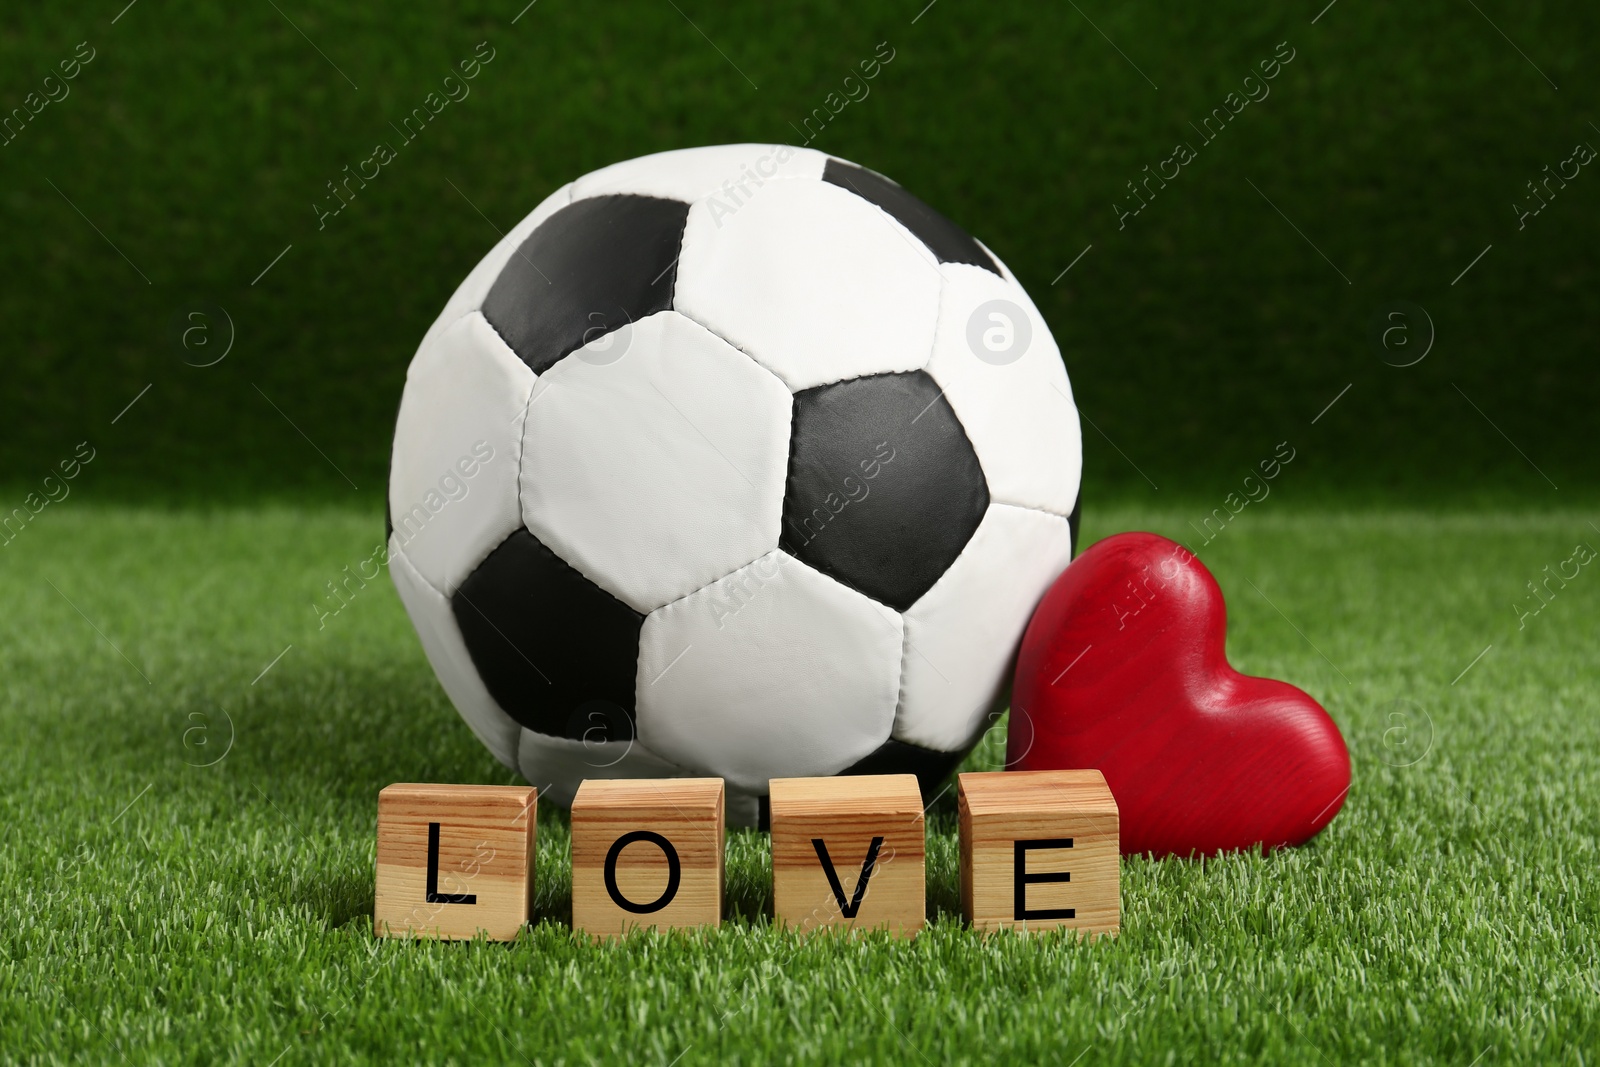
left=1008, top=532, right=1350, bottom=857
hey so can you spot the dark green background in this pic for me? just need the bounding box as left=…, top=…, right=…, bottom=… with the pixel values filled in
left=2, top=2, right=1593, bottom=504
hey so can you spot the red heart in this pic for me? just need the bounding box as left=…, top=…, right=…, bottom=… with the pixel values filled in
left=1007, top=532, right=1350, bottom=857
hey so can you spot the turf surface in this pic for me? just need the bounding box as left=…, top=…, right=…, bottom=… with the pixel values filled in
left=3, top=503, right=1596, bottom=1063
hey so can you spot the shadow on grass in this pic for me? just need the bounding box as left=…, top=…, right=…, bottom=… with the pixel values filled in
left=726, top=827, right=773, bottom=923
left=324, top=870, right=379, bottom=932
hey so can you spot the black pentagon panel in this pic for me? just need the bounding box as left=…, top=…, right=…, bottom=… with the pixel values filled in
left=481, top=194, right=690, bottom=375
left=822, top=159, right=999, bottom=275
left=452, top=528, right=644, bottom=742
left=781, top=370, right=989, bottom=611
left=839, top=738, right=970, bottom=804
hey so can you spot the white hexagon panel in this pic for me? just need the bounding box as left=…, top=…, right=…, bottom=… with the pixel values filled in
left=519, top=310, right=792, bottom=613
left=635, top=550, right=903, bottom=795
left=675, top=178, right=942, bottom=392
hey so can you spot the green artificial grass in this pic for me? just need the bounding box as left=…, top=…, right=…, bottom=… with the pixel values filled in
left=2, top=502, right=1596, bottom=1063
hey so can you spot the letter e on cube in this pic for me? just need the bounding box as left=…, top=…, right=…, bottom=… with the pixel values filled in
left=958, top=770, right=1119, bottom=936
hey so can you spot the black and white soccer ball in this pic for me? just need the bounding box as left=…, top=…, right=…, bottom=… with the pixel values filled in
left=388, top=145, right=1081, bottom=827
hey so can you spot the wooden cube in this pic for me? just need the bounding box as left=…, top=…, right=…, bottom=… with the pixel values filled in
left=374, top=783, right=537, bottom=941
left=570, top=778, right=724, bottom=938
left=769, top=774, right=925, bottom=937
left=959, top=770, right=1119, bottom=936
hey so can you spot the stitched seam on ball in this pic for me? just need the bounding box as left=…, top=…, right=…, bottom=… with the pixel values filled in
left=672, top=180, right=837, bottom=395
left=989, top=494, right=1081, bottom=524
left=817, top=176, right=945, bottom=284
left=667, top=305, right=792, bottom=398
left=990, top=499, right=1075, bottom=528
left=390, top=537, right=449, bottom=604
left=779, top=546, right=900, bottom=615
left=773, top=448, right=905, bottom=609
left=575, top=169, right=818, bottom=208
left=647, top=546, right=785, bottom=618
left=404, top=306, right=479, bottom=390
left=920, top=272, right=946, bottom=374
left=451, top=181, right=574, bottom=357
left=513, top=381, right=533, bottom=554
left=441, top=310, right=539, bottom=591
left=815, top=181, right=951, bottom=375
left=477, top=311, right=516, bottom=362
left=891, top=501, right=999, bottom=744
left=675, top=170, right=820, bottom=204
left=517, top=724, right=677, bottom=761
left=664, top=203, right=691, bottom=308
left=479, top=185, right=574, bottom=558
left=891, top=607, right=913, bottom=743
left=773, top=391, right=911, bottom=607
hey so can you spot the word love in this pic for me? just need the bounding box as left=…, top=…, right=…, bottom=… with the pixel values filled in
left=374, top=771, right=1119, bottom=942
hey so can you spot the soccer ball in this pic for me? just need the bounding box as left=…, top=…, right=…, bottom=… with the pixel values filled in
left=388, top=145, right=1081, bottom=827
